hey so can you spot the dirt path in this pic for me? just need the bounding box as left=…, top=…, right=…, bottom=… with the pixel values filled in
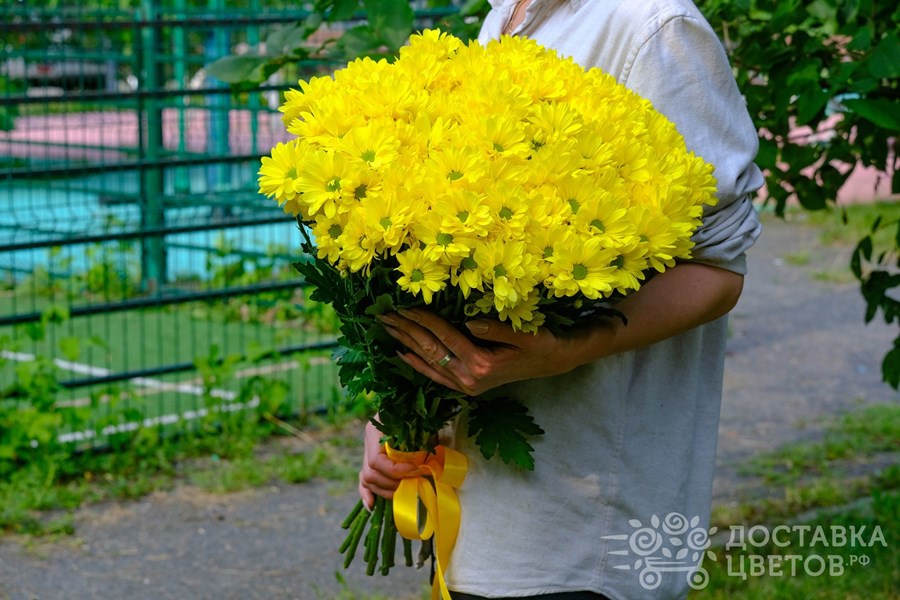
left=0, top=215, right=897, bottom=600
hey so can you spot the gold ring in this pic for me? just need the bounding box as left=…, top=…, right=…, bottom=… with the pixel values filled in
left=437, top=353, right=453, bottom=367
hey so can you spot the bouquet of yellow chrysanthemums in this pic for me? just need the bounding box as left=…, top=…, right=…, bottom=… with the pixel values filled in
left=259, top=29, right=716, bottom=593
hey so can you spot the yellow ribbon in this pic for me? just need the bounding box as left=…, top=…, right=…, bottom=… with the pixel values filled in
left=386, top=444, right=467, bottom=600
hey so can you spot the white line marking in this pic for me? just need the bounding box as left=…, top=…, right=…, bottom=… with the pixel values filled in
left=1, top=350, right=261, bottom=444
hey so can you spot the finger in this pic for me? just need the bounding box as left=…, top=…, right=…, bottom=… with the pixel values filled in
left=361, top=467, right=402, bottom=495
left=360, top=478, right=396, bottom=501
left=359, top=480, right=376, bottom=509
left=398, top=308, right=481, bottom=360
left=398, top=351, right=467, bottom=395
left=383, top=323, right=450, bottom=370
left=466, top=318, right=533, bottom=346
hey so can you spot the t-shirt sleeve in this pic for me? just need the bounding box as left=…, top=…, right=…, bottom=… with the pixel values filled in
left=622, top=14, right=764, bottom=275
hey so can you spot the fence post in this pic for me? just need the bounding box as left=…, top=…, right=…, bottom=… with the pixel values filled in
left=173, top=0, right=191, bottom=195
left=138, top=0, right=167, bottom=293
left=205, top=0, right=231, bottom=210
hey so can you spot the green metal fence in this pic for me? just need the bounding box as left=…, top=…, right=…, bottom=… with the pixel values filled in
left=1, top=1, right=448, bottom=446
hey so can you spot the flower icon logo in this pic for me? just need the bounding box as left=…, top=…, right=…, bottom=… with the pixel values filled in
left=604, top=513, right=718, bottom=590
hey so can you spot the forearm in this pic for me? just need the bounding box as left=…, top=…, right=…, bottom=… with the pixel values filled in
left=570, top=262, right=744, bottom=367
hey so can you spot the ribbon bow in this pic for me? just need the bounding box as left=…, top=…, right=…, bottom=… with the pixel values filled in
left=385, top=444, right=468, bottom=600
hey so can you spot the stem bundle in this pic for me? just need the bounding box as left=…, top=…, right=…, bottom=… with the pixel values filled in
left=340, top=497, right=403, bottom=576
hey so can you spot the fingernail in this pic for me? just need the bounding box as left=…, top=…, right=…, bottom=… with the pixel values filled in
left=398, top=308, right=419, bottom=321
left=466, top=320, right=488, bottom=334
left=376, top=313, right=399, bottom=327
left=396, top=351, right=410, bottom=363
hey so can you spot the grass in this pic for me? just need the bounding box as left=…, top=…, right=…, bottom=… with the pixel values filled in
left=695, top=490, right=899, bottom=599
left=713, top=403, right=900, bottom=528
left=0, top=411, right=367, bottom=536
left=699, top=403, right=900, bottom=599
left=801, top=200, right=900, bottom=248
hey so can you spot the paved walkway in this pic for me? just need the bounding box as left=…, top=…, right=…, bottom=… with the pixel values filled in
left=0, top=215, right=897, bottom=600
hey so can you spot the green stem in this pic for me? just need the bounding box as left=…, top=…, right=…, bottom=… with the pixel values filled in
left=365, top=496, right=385, bottom=576
left=341, top=505, right=371, bottom=568
left=380, top=501, right=396, bottom=575
left=403, top=536, right=413, bottom=567
left=341, top=499, right=364, bottom=530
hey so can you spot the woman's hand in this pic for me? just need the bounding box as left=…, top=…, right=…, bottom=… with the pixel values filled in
left=358, top=419, right=415, bottom=509
left=373, top=263, right=745, bottom=397
left=375, top=308, right=609, bottom=396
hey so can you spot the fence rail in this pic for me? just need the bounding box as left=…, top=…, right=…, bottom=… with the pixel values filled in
left=0, top=1, right=451, bottom=444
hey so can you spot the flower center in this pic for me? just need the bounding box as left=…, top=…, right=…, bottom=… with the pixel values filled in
left=437, top=232, right=454, bottom=246
left=499, top=206, right=513, bottom=220
left=492, top=142, right=505, bottom=152
left=613, top=256, right=625, bottom=269
left=573, top=264, right=588, bottom=280
left=380, top=217, right=392, bottom=230
left=354, top=184, right=368, bottom=199
left=410, top=269, right=425, bottom=283
left=448, top=170, right=463, bottom=181
left=542, top=246, right=553, bottom=259
left=568, top=198, right=580, bottom=214
left=286, top=167, right=297, bottom=179
left=326, top=177, right=341, bottom=192
left=328, top=224, right=342, bottom=238
left=457, top=210, right=469, bottom=223
left=461, top=256, right=477, bottom=270
left=494, top=265, right=507, bottom=278
left=361, top=149, right=376, bottom=163
left=590, top=218, right=605, bottom=232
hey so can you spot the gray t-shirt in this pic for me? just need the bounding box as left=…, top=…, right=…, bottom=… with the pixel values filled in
left=446, top=2, right=763, bottom=599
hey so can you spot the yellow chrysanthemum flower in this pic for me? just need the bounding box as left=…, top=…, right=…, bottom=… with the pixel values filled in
left=450, top=251, right=484, bottom=299
left=258, top=140, right=304, bottom=208
left=432, top=188, right=494, bottom=238
left=341, top=119, right=400, bottom=170
left=413, top=211, right=476, bottom=266
left=294, top=149, right=347, bottom=219
left=474, top=239, right=538, bottom=311
left=548, top=237, right=618, bottom=299
left=396, top=246, right=449, bottom=304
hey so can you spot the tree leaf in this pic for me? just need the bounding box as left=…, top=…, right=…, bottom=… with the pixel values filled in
left=842, top=98, right=900, bottom=132
left=329, top=0, right=360, bottom=22
left=266, top=23, right=311, bottom=55
left=866, top=32, right=900, bottom=79
left=206, top=55, right=270, bottom=84
left=364, top=0, right=414, bottom=49
left=337, top=25, right=381, bottom=58
left=796, top=89, right=830, bottom=124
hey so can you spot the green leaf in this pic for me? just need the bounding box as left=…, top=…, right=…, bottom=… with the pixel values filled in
left=329, top=0, right=360, bottom=21
left=206, top=55, right=270, bottom=84
left=364, top=293, right=395, bottom=316
left=265, top=23, right=311, bottom=55
left=337, top=26, right=382, bottom=58
left=866, top=32, right=900, bottom=79
left=59, top=336, right=80, bottom=362
left=796, top=89, right=830, bottom=124
left=364, top=0, right=414, bottom=49
left=842, top=98, right=900, bottom=131
left=806, top=0, right=837, bottom=22
left=467, top=397, right=544, bottom=470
